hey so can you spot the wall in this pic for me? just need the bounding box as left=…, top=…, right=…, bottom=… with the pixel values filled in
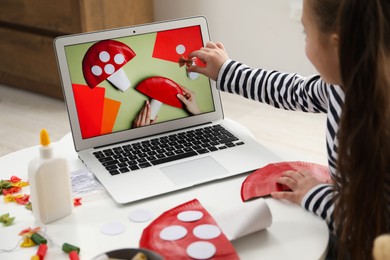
left=153, top=0, right=317, bottom=76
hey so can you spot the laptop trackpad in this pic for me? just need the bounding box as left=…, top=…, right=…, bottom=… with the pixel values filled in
left=161, top=156, right=228, bottom=186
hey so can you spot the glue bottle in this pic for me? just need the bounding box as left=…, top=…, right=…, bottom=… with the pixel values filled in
left=28, top=129, right=73, bottom=224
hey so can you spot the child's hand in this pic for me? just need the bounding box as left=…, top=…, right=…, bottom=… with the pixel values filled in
left=188, top=41, right=229, bottom=81
left=176, top=85, right=202, bottom=115
left=270, top=169, right=329, bottom=205
left=132, top=100, right=157, bottom=128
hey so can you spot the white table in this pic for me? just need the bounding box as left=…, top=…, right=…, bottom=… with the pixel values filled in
left=0, top=128, right=329, bottom=260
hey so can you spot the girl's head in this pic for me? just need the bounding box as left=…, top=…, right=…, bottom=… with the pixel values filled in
left=302, top=0, right=340, bottom=84
left=304, top=0, right=390, bottom=259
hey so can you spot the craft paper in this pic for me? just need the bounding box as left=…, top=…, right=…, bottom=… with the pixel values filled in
left=152, top=26, right=203, bottom=64
left=241, top=161, right=330, bottom=201
left=128, top=208, right=154, bottom=223
left=213, top=198, right=272, bottom=241
left=177, top=210, right=203, bottom=222
left=140, top=199, right=239, bottom=260
left=101, top=97, right=121, bottom=135
left=72, top=84, right=105, bottom=139
left=100, top=221, right=126, bottom=236
left=186, top=241, right=217, bottom=259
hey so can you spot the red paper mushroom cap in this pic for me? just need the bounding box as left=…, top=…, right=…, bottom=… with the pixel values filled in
left=136, top=76, right=184, bottom=108
left=82, top=40, right=136, bottom=88
left=241, top=161, right=330, bottom=201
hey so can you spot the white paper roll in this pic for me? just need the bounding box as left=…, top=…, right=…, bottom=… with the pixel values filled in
left=214, top=198, right=272, bottom=241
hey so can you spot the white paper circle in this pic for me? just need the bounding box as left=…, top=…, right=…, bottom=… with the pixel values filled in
left=176, top=44, right=186, bottom=54
left=177, top=210, right=203, bottom=222
left=159, top=225, right=187, bottom=241
left=186, top=241, right=216, bottom=259
left=114, top=53, right=125, bottom=65
left=99, top=51, right=110, bottom=62
left=104, top=64, right=115, bottom=75
left=188, top=72, right=200, bottom=80
left=91, top=65, right=102, bottom=76
left=100, top=221, right=126, bottom=236
left=193, top=224, right=221, bottom=239
left=128, top=208, right=154, bottom=223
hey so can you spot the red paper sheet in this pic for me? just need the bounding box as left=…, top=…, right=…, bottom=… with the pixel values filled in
left=152, top=26, right=203, bottom=64
left=241, top=161, right=330, bottom=202
left=72, top=84, right=105, bottom=139
left=140, top=199, right=239, bottom=260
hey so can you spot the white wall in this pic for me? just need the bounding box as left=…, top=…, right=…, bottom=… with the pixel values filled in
left=153, top=0, right=317, bottom=76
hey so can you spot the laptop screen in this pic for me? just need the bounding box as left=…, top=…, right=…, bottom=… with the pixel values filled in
left=63, top=25, right=215, bottom=140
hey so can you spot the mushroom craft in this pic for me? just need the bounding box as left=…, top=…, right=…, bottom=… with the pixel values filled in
left=82, top=39, right=136, bottom=92
left=136, top=76, right=184, bottom=120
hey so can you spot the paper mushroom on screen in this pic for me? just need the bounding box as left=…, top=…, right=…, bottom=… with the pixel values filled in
left=136, top=76, right=184, bottom=120
left=82, top=40, right=136, bottom=92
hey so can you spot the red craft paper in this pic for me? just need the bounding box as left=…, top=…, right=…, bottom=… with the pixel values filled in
left=140, top=199, right=239, bottom=260
left=72, top=84, right=105, bottom=139
left=152, top=26, right=203, bottom=64
left=136, top=76, right=184, bottom=108
left=241, top=161, right=330, bottom=202
left=101, top=98, right=121, bottom=135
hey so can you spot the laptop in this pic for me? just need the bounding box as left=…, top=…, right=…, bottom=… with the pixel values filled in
left=54, top=16, right=280, bottom=204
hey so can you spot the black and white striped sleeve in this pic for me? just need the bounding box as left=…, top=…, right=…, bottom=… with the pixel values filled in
left=216, top=60, right=330, bottom=113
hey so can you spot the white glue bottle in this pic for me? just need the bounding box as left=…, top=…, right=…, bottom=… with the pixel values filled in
left=28, top=129, right=73, bottom=224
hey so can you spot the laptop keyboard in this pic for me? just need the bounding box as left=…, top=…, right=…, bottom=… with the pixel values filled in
left=93, top=124, right=245, bottom=176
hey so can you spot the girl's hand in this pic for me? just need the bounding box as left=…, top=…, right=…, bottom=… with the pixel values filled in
left=132, top=100, right=158, bottom=128
left=188, top=41, right=229, bottom=81
left=176, top=85, right=201, bottom=115
left=271, top=170, right=328, bottom=205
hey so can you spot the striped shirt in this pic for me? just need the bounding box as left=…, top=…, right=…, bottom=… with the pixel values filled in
left=217, top=59, right=344, bottom=232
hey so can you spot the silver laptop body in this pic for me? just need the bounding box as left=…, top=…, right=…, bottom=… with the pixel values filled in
left=54, top=16, right=280, bottom=204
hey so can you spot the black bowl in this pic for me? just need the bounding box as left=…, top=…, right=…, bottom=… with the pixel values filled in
left=92, top=248, right=163, bottom=260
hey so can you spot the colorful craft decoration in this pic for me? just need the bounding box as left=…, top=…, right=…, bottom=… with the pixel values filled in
left=140, top=199, right=239, bottom=260
left=0, top=213, right=15, bottom=227
left=0, top=175, right=28, bottom=195
left=4, top=194, right=30, bottom=205
left=82, top=39, right=136, bottom=91
left=19, top=227, right=42, bottom=247
left=72, top=84, right=121, bottom=139
left=241, top=161, right=330, bottom=201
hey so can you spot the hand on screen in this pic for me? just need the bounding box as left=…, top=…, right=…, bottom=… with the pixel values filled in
left=177, top=85, right=202, bottom=115
left=133, top=100, right=158, bottom=128
left=188, top=41, right=229, bottom=81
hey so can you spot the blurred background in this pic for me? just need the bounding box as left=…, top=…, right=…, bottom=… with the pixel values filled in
left=1, top=0, right=326, bottom=162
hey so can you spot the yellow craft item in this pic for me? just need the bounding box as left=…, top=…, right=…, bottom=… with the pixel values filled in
left=40, top=129, right=51, bottom=147
left=20, top=237, right=36, bottom=247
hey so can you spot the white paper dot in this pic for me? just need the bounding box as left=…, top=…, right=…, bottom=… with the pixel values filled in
left=176, top=44, right=186, bottom=54
left=100, top=221, right=126, bottom=236
left=99, top=51, right=110, bottom=62
left=193, top=224, right=221, bottom=239
left=91, top=65, right=102, bottom=76
left=128, top=208, right=154, bottom=223
left=177, top=210, right=203, bottom=222
left=114, top=53, right=125, bottom=65
left=159, top=225, right=187, bottom=241
left=104, top=64, right=115, bottom=75
left=186, top=241, right=216, bottom=259
left=188, top=72, right=200, bottom=80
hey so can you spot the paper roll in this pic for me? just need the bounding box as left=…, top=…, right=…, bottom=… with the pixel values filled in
left=214, top=198, right=272, bottom=241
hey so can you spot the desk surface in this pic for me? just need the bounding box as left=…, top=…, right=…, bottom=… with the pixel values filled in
left=0, top=124, right=329, bottom=260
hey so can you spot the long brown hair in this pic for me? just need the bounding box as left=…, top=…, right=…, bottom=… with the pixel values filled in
left=336, top=0, right=390, bottom=259
left=310, top=0, right=390, bottom=259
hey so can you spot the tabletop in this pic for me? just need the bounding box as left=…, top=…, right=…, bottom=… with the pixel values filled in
left=0, top=122, right=329, bottom=260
